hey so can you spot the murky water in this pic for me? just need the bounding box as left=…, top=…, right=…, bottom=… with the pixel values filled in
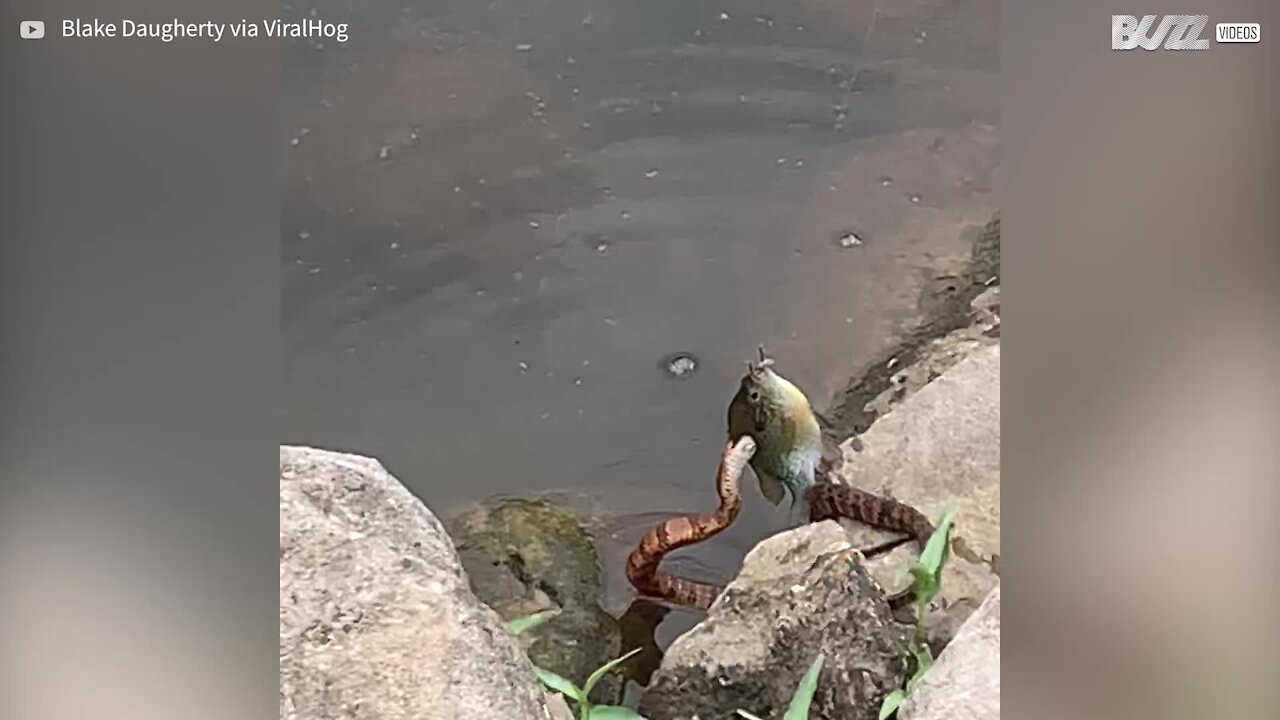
left=282, top=0, right=997, bottom=646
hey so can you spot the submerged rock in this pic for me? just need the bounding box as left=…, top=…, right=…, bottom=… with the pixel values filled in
left=448, top=497, right=624, bottom=703
left=638, top=522, right=908, bottom=720
left=278, top=446, right=556, bottom=720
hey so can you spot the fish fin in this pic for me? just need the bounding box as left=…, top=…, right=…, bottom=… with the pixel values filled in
left=758, top=471, right=786, bottom=506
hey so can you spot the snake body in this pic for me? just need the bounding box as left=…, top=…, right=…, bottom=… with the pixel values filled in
left=625, top=437, right=756, bottom=609
left=625, top=349, right=937, bottom=610
left=625, top=444, right=934, bottom=610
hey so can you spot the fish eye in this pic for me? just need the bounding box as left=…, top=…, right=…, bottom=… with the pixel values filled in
left=749, top=390, right=760, bottom=402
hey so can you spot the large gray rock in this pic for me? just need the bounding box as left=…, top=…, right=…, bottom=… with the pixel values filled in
left=279, top=446, right=560, bottom=720
left=900, top=585, right=1000, bottom=720
left=638, top=522, right=908, bottom=720
left=832, top=344, right=1000, bottom=648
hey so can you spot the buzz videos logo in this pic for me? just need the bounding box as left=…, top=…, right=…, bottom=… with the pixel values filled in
left=1112, top=15, right=1209, bottom=50
left=1112, top=15, right=1260, bottom=50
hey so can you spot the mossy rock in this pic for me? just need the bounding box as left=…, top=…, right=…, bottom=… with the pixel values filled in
left=448, top=497, right=624, bottom=703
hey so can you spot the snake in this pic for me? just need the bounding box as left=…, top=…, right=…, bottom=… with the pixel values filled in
left=625, top=436, right=758, bottom=610
left=626, top=350, right=936, bottom=610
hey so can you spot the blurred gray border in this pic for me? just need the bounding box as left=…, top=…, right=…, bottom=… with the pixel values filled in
left=2, top=2, right=279, bottom=720
left=1004, top=1, right=1277, bottom=717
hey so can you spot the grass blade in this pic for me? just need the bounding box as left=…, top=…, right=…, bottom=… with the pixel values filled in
left=909, top=504, right=957, bottom=612
left=735, top=712, right=767, bottom=720
left=581, top=647, right=642, bottom=700
left=536, top=667, right=583, bottom=703
left=878, top=689, right=906, bottom=720
left=782, top=654, right=825, bottom=720
left=505, top=608, right=562, bottom=636
left=917, top=504, right=956, bottom=574
left=587, top=706, right=649, bottom=720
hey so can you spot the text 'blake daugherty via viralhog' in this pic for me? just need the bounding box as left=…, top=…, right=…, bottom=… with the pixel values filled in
left=61, top=17, right=350, bottom=44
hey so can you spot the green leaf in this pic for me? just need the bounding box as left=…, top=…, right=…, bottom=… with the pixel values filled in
left=908, top=504, right=956, bottom=612
left=878, top=689, right=906, bottom=720
left=587, top=706, right=649, bottom=720
left=505, top=608, right=562, bottom=636
left=906, top=644, right=934, bottom=694
left=782, top=654, right=824, bottom=720
left=535, top=667, right=582, bottom=702
left=581, top=647, right=642, bottom=700
left=917, top=504, right=956, bottom=575
left=735, top=711, right=767, bottom=720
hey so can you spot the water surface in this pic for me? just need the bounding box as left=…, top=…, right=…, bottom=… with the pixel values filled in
left=282, top=0, right=998, bottom=641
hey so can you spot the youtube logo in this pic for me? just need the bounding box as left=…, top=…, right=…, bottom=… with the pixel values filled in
left=20, top=20, right=45, bottom=39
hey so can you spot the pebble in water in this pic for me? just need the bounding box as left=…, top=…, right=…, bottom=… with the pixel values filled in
left=660, top=352, right=699, bottom=379
left=837, top=232, right=864, bottom=249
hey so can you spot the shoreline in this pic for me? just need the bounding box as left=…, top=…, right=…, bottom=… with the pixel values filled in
left=821, top=214, right=1000, bottom=443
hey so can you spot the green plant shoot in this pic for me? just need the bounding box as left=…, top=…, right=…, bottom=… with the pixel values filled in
left=735, top=653, right=825, bottom=720
left=533, top=647, right=646, bottom=720
left=878, top=503, right=957, bottom=720
left=783, top=654, right=824, bottom=720
left=505, top=608, right=562, bottom=636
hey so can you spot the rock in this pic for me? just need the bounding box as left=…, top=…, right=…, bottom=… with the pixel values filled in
left=862, top=285, right=1000, bottom=422
left=833, top=345, right=1000, bottom=650
left=900, top=585, right=1000, bottom=720
left=448, top=497, right=623, bottom=703
left=822, top=275, right=1000, bottom=441
left=969, top=286, right=1001, bottom=335
left=279, top=446, right=558, bottom=720
left=638, top=522, right=908, bottom=720
left=970, top=215, right=1000, bottom=287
